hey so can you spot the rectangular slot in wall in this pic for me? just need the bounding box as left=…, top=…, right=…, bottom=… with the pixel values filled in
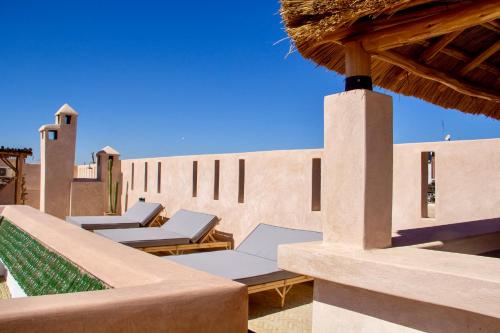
left=48, top=130, right=58, bottom=140
left=157, top=162, right=162, bottom=193
left=238, top=159, right=245, bottom=203
left=311, top=158, right=321, bottom=211
left=144, top=162, right=148, bottom=192
left=192, top=161, right=198, bottom=197
left=214, top=160, right=220, bottom=200
left=131, top=163, right=135, bottom=190
left=421, top=151, right=436, bottom=218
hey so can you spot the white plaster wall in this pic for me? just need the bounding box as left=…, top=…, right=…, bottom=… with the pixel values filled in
left=122, top=149, right=324, bottom=244
left=119, top=139, right=500, bottom=244
left=392, top=138, right=500, bottom=230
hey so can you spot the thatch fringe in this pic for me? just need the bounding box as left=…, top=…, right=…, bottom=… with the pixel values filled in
left=279, top=0, right=500, bottom=119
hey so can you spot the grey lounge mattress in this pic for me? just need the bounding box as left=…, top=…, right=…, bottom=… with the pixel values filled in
left=95, top=228, right=190, bottom=248
left=164, top=224, right=323, bottom=286
left=66, top=215, right=140, bottom=230
left=95, top=209, right=218, bottom=248
left=66, top=202, right=162, bottom=230
left=168, top=250, right=298, bottom=286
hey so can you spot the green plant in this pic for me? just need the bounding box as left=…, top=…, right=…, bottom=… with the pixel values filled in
left=0, top=218, right=107, bottom=295
left=107, top=157, right=119, bottom=214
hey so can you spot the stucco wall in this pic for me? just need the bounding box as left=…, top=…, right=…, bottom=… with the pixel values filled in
left=0, top=205, right=247, bottom=333
left=0, top=181, right=15, bottom=205
left=392, top=138, right=500, bottom=229
left=24, top=163, right=40, bottom=209
left=121, top=149, right=324, bottom=244
left=70, top=180, right=105, bottom=216
left=0, top=163, right=39, bottom=208
left=120, top=138, right=500, bottom=244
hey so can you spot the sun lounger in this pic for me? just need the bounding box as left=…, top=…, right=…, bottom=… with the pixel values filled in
left=66, top=202, right=163, bottom=230
left=95, top=209, right=231, bottom=254
left=165, top=224, right=322, bottom=306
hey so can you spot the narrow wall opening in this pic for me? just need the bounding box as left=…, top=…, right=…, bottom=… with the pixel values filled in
left=238, top=159, right=245, bottom=203
left=131, top=163, right=135, bottom=190
left=311, top=158, right=321, bottom=211
left=144, top=162, right=148, bottom=192
left=157, top=162, right=162, bottom=193
left=421, top=151, right=436, bottom=218
left=48, top=130, right=58, bottom=140
left=192, top=161, right=198, bottom=197
left=214, top=160, right=220, bottom=200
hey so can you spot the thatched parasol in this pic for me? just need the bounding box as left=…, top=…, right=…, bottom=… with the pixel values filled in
left=280, top=0, right=500, bottom=119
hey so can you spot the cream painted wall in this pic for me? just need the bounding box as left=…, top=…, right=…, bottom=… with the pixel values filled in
left=122, top=149, right=324, bottom=244
left=120, top=138, right=500, bottom=245
left=392, top=138, right=500, bottom=229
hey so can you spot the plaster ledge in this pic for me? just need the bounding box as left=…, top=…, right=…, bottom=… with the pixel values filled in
left=277, top=241, right=500, bottom=318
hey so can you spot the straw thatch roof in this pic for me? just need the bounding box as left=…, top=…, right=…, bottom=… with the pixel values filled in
left=280, top=0, right=500, bottom=119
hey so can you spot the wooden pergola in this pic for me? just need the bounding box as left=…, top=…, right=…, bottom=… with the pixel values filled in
left=0, top=147, right=32, bottom=204
left=280, top=0, right=500, bottom=119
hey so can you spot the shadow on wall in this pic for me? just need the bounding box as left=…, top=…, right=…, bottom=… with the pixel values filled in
left=392, top=217, right=500, bottom=247
left=314, top=281, right=500, bottom=333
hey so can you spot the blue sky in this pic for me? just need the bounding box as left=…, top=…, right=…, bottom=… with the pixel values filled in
left=1, top=1, right=498, bottom=164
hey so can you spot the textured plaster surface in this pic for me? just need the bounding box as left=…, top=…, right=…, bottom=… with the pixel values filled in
left=118, top=138, right=500, bottom=246
left=323, top=90, right=392, bottom=248
left=0, top=205, right=247, bottom=333
left=278, top=241, right=500, bottom=319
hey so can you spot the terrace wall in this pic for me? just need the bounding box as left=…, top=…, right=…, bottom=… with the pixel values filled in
left=120, top=138, right=500, bottom=244
left=0, top=163, right=39, bottom=209
left=0, top=205, right=247, bottom=332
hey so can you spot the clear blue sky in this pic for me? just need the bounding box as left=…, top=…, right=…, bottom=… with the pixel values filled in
left=1, top=1, right=498, bottom=164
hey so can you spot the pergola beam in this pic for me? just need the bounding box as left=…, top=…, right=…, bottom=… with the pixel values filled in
left=381, top=0, right=436, bottom=16
left=459, top=40, right=500, bottom=76
left=0, top=148, right=32, bottom=205
left=481, top=22, right=500, bottom=34
left=355, top=0, right=500, bottom=51
left=420, top=30, right=462, bottom=63
left=416, top=40, right=499, bottom=76
left=373, top=50, right=500, bottom=103
left=316, top=2, right=465, bottom=48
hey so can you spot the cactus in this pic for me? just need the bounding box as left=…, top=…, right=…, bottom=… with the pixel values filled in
left=107, top=157, right=119, bottom=214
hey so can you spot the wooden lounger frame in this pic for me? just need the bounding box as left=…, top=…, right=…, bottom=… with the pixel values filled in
left=147, top=212, right=164, bottom=227
left=247, top=275, right=313, bottom=307
left=139, top=228, right=232, bottom=255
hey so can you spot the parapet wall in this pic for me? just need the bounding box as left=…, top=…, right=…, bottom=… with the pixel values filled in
left=0, top=205, right=247, bottom=333
left=120, top=138, right=500, bottom=244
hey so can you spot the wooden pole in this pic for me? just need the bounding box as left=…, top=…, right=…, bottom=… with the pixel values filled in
left=14, top=156, right=22, bottom=204
left=344, top=41, right=372, bottom=91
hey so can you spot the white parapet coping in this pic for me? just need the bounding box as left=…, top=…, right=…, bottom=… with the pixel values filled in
left=278, top=240, right=500, bottom=319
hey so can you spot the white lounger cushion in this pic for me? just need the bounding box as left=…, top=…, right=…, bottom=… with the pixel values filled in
left=167, top=250, right=298, bottom=286
left=236, top=224, right=322, bottom=261
left=164, top=224, right=323, bottom=286
left=95, top=209, right=218, bottom=247
left=95, top=228, right=190, bottom=248
left=66, top=202, right=162, bottom=230
left=123, top=202, right=163, bottom=226
left=66, top=216, right=139, bottom=230
left=161, top=210, right=218, bottom=243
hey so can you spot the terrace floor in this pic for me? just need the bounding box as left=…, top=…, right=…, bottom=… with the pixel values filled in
left=0, top=278, right=10, bottom=300
left=248, top=282, right=313, bottom=333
